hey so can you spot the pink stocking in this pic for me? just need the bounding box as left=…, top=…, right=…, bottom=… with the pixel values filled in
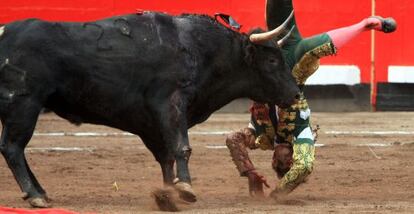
left=327, top=17, right=382, bottom=49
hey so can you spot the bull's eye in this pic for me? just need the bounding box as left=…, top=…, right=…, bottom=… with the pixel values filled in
left=269, top=59, right=278, bottom=64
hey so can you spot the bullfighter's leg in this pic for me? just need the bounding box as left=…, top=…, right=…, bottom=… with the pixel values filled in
left=0, top=99, right=50, bottom=208
left=266, top=0, right=396, bottom=69
left=326, top=16, right=397, bottom=50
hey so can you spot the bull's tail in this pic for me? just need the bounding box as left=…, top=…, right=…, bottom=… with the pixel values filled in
left=0, top=24, right=5, bottom=64
left=0, top=58, right=28, bottom=99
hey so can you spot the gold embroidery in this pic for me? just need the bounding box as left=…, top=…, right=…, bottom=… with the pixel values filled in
left=310, top=42, right=337, bottom=58
left=292, top=43, right=336, bottom=85
left=276, top=93, right=310, bottom=144
left=277, top=144, right=315, bottom=192
left=254, top=134, right=274, bottom=150
left=278, top=123, right=295, bottom=132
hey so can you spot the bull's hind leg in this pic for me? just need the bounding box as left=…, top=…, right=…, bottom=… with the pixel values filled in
left=0, top=100, right=50, bottom=208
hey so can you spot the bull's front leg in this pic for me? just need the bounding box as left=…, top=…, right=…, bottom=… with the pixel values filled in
left=172, top=128, right=196, bottom=202
left=155, top=95, right=196, bottom=203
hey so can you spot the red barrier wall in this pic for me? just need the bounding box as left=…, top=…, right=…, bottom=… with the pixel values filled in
left=0, top=0, right=412, bottom=105
left=376, top=0, right=414, bottom=81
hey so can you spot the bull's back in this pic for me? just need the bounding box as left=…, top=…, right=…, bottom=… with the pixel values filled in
left=0, top=14, right=187, bottom=130
left=0, top=13, right=240, bottom=132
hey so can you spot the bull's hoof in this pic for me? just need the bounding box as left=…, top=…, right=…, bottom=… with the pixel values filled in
left=44, top=195, right=53, bottom=203
left=152, top=188, right=180, bottom=212
left=174, top=182, right=197, bottom=203
left=28, top=197, right=51, bottom=208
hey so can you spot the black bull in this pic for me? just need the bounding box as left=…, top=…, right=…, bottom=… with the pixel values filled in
left=0, top=12, right=299, bottom=207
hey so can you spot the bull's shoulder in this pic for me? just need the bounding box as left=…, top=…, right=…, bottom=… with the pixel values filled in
left=85, top=12, right=176, bottom=30
left=176, top=14, right=217, bottom=26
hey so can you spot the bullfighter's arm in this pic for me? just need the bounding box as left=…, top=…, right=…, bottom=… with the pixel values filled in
left=226, top=127, right=270, bottom=197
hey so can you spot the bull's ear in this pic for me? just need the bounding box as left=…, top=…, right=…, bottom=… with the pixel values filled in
left=244, top=44, right=256, bottom=65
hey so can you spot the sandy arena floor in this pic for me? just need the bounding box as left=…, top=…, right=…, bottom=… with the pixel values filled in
left=1, top=112, right=413, bottom=213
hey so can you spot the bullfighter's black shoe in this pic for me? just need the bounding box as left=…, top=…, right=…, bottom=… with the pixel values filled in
left=372, top=16, right=397, bottom=33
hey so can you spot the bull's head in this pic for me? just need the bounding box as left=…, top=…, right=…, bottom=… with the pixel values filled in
left=244, top=11, right=299, bottom=106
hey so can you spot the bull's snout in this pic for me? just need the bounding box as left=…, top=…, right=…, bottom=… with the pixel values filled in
left=279, top=91, right=300, bottom=108
left=294, top=93, right=301, bottom=102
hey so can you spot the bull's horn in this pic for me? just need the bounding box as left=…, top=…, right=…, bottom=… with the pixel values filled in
left=277, top=25, right=295, bottom=47
left=249, top=10, right=294, bottom=43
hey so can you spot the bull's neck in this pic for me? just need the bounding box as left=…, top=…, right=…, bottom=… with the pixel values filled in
left=205, top=41, right=253, bottom=110
left=206, top=73, right=251, bottom=109
left=187, top=36, right=254, bottom=126
left=189, top=65, right=251, bottom=126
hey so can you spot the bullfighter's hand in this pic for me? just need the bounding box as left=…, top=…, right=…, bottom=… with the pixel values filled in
left=247, top=170, right=270, bottom=197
